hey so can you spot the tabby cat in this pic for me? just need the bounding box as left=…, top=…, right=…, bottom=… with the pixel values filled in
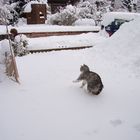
left=74, top=64, right=104, bottom=95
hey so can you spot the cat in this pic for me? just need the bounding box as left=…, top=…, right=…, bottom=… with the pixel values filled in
left=74, top=64, right=104, bottom=95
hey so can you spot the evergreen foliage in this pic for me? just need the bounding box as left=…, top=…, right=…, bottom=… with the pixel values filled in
left=12, top=34, right=29, bottom=57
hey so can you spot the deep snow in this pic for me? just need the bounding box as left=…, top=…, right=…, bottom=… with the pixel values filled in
left=28, top=32, right=105, bottom=50
left=0, top=14, right=140, bottom=140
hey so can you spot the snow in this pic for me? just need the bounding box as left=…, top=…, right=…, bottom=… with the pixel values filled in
left=23, top=1, right=47, bottom=13
left=0, top=39, right=10, bottom=82
left=99, top=17, right=140, bottom=75
left=0, top=25, right=100, bottom=34
left=0, top=39, right=10, bottom=63
left=28, top=33, right=105, bottom=50
left=73, top=18, right=95, bottom=26
left=101, top=12, right=140, bottom=26
left=15, top=34, right=28, bottom=43
left=0, top=13, right=140, bottom=140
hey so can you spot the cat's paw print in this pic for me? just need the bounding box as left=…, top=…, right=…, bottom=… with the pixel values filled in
left=133, top=123, right=140, bottom=132
left=110, top=119, right=123, bottom=127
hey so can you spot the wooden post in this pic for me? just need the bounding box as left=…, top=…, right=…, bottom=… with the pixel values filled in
left=5, top=24, right=20, bottom=83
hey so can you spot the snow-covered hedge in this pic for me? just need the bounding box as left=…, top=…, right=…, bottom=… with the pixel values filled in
left=77, top=1, right=95, bottom=19
left=48, top=5, right=78, bottom=25
left=48, top=1, right=108, bottom=26
left=48, top=2, right=96, bottom=26
left=0, top=34, right=29, bottom=62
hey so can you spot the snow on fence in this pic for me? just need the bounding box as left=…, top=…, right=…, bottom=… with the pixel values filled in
left=0, top=25, right=100, bottom=40
left=29, top=45, right=93, bottom=53
left=0, top=30, right=100, bottom=40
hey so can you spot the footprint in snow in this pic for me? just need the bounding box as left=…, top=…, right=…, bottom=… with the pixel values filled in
left=110, top=119, right=123, bottom=127
left=134, top=124, right=140, bottom=132
left=84, top=129, right=98, bottom=136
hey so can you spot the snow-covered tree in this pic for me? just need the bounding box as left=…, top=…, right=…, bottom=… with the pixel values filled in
left=0, top=0, right=26, bottom=25
left=0, top=4, right=15, bottom=25
left=0, top=0, right=3, bottom=5
left=121, top=0, right=133, bottom=12
left=132, top=0, right=138, bottom=12
left=137, top=0, right=140, bottom=12
left=120, top=0, right=139, bottom=12
left=5, top=0, right=47, bottom=25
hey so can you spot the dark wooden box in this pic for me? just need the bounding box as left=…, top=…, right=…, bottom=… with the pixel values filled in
left=27, top=4, right=46, bottom=24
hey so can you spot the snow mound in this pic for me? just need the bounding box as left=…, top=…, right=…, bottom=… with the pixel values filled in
left=102, top=12, right=140, bottom=26
left=98, top=17, right=140, bottom=76
left=73, top=18, right=95, bottom=26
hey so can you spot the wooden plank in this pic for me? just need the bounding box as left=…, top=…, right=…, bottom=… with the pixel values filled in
left=20, top=30, right=99, bottom=38
left=29, top=46, right=93, bottom=53
left=0, top=30, right=99, bottom=40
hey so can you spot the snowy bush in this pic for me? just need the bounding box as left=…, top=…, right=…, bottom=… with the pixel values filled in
left=77, top=1, right=95, bottom=19
left=48, top=1, right=117, bottom=26
left=12, top=34, right=29, bottom=57
left=76, top=1, right=107, bottom=25
left=48, top=5, right=78, bottom=25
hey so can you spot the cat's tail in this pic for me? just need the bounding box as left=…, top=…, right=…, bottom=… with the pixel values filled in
left=92, top=83, right=104, bottom=95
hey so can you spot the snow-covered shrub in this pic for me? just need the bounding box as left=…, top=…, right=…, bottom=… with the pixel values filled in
left=121, top=0, right=139, bottom=12
left=77, top=1, right=95, bottom=19
left=121, top=0, right=133, bottom=12
left=12, top=34, right=29, bottom=57
left=75, top=1, right=109, bottom=25
left=48, top=5, right=78, bottom=25
left=47, top=1, right=117, bottom=26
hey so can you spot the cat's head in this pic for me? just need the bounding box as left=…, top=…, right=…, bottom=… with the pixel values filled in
left=80, top=64, right=90, bottom=72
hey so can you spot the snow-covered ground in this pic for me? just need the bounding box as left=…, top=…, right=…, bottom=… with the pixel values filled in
left=0, top=15, right=140, bottom=140
left=28, top=33, right=105, bottom=50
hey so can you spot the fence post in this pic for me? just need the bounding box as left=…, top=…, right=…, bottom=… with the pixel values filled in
left=5, top=24, right=20, bottom=83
